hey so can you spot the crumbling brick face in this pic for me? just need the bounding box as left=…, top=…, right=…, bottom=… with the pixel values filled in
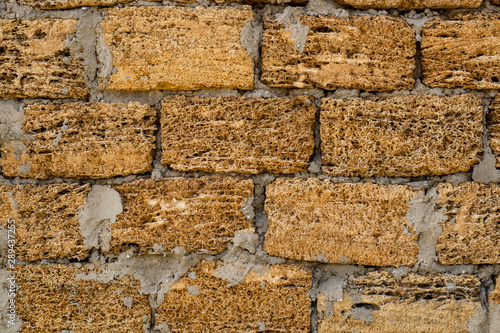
left=15, top=264, right=150, bottom=332
left=435, top=182, right=500, bottom=265
left=0, top=19, right=89, bottom=99
left=156, top=261, right=312, bottom=332
left=317, top=271, right=485, bottom=332
left=334, top=0, right=482, bottom=9
left=1, top=1, right=500, bottom=332
left=421, top=14, right=500, bottom=89
left=109, top=177, right=254, bottom=255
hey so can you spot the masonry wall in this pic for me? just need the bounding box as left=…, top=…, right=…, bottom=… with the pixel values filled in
left=0, top=0, right=499, bottom=332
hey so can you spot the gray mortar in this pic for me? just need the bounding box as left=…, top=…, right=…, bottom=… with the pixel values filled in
left=77, top=185, right=123, bottom=252
left=490, top=302, right=500, bottom=333
left=406, top=189, right=446, bottom=273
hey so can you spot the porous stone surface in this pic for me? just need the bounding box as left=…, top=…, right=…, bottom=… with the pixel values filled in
left=421, top=14, right=500, bottom=89
left=321, top=94, right=483, bottom=177
left=0, top=184, right=91, bottom=261
left=101, top=6, right=254, bottom=91
left=435, top=182, right=500, bottom=265
left=488, top=95, right=500, bottom=168
left=156, top=260, right=312, bottom=332
left=263, top=178, right=420, bottom=266
left=0, top=102, right=156, bottom=179
left=16, top=0, right=143, bottom=9
left=161, top=96, right=316, bottom=174
left=334, top=0, right=482, bottom=9
left=16, top=264, right=150, bottom=332
left=109, top=177, right=254, bottom=255
left=317, top=271, right=485, bottom=332
left=261, top=13, right=415, bottom=91
left=0, top=19, right=88, bottom=98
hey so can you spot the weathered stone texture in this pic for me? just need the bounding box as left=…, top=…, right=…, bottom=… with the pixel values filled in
left=16, top=0, right=146, bottom=9
left=334, top=0, right=482, bottom=9
left=421, top=14, right=500, bottom=89
left=16, top=264, right=150, bottom=332
left=101, top=6, right=254, bottom=91
left=263, top=178, right=420, bottom=266
left=318, top=271, right=485, bottom=332
left=0, top=184, right=90, bottom=261
left=156, top=260, right=312, bottom=332
left=436, top=182, right=500, bottom=265
left=0, top=102, right=156, bottom=179
left=261, top=14, right=415, bottom=91
left=161, top=96, right=315, bottom=174
left=488, top=95, right=500, bottom=168
left=0, top=19, right=88, bottom=98
left=321, top=94, right=483, bottom=177
left=109, top=177, right=254, bottom=255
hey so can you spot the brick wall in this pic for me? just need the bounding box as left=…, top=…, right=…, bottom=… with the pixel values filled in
left=0, top=0, right=499, bottom=332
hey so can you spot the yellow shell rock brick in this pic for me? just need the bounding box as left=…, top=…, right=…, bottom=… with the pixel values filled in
left=317, top=271, right=486, bottom=333
left=0, top=19, right=88, bottom=98
left=421, top=14, right=500, bottom=89
left=156, top=260, right=312, bottom=332
left=160, top=96, right=316, bottom=174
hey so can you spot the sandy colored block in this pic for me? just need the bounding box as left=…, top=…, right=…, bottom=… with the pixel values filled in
left=321, top=94, right=483, bottom=178
left=421, top=14, right=500, bottom=89
left=263, top=178, right=420, bottom=266
left=109, top=177, right=254, bottom=255
left=17, top=0, right=139, bottom=8
left=318, top=271, right=485, bottom=333
left=0, top=102, right=156, bottom=179
left=156, top=260, right=312, bottom=332
left=101, top=6, right=254, bottom=91
left=261, top=13, right=415, bottom=91
left=488, top=96, right=500, bottom=168
left=334, top=0, right=481, bottom=9
left=0, top=184, right=90, bottom=261
left=436, top=182, right=500, bottom=265
left=161, top=96, right=315, bottom=174
left=16, top=264, right=150, bottom=332
left=0, top=19, right=88, bottom=98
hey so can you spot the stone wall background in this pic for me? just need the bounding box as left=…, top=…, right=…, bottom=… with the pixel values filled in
left=0, top=0, right=500, bottom=332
